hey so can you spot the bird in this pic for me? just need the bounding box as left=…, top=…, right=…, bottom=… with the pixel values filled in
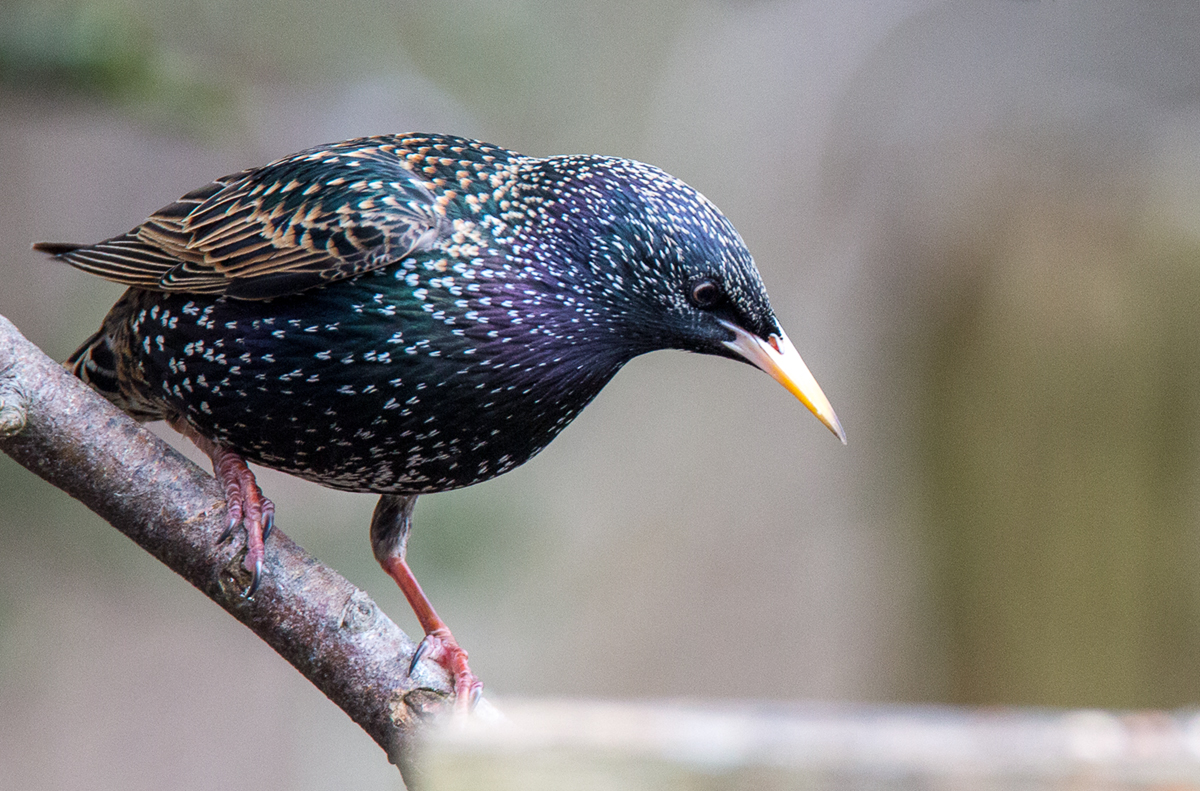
left=35, top=133, right=845, bottom=705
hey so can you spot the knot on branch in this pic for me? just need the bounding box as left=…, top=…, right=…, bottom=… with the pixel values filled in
left=340, top=589, right=381, bottom=633
left=0, top=364, right=30, bottom=437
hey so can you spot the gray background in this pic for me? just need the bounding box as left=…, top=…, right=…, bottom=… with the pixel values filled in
left=3, top=1, right=1200, bottom=788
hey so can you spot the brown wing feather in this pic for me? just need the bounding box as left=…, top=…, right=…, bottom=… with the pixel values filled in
left=34, top=137, right=447, bottom=300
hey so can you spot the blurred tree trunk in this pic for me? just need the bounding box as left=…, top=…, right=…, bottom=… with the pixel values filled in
left=918, top=209, right=1200, bottom=707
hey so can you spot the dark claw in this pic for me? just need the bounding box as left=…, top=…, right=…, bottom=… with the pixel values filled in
left=218, top=514, right=240, bottom=544
left=246, top=557, right=263, bottom=598
left=408, top=636, right=431, bottom=676
left=262, top=511, right=275, bottom=542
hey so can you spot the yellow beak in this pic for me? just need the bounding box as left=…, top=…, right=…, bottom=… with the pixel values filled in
left=718, top=319, right=846, bottom=444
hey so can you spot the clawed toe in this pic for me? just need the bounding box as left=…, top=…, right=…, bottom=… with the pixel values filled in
left=408, top=634, right=432, bottom=676
left=408, top=628, right=483, bottom=710
left=210, top=446, right=274, bottom=597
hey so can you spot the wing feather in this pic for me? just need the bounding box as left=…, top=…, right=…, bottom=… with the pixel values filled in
left=34, top=137, right=449, bottom=300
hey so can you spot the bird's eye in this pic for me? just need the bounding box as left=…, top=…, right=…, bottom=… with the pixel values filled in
left=688, top=277, right=723, bottom=309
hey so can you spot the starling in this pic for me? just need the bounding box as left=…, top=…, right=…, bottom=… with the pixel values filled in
left=36, top=133, right=845, bottom=704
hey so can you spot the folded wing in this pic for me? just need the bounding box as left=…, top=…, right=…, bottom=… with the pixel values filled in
left=35, top=138, right=447, bottom=300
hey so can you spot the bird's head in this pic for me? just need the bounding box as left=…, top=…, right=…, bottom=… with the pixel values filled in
left=525, top=155, right=846, bottom=444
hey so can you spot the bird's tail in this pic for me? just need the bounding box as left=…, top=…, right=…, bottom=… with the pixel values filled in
left=65, top=319, right=166, bottom=424
left=66, top=328, right=163, bottom=421
left=32, top=241, right=85, bottom=256
left=67, top=329, right=122, bottom=400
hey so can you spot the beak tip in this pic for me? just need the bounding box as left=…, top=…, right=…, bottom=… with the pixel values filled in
left=825, top=413, right=848, bottom=446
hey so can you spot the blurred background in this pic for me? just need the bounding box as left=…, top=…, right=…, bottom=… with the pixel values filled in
left=2, top=0, right=1200, bottom=788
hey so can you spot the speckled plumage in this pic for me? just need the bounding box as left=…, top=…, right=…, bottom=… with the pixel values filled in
left=52, top=134, right=792, bottom=493
left=39, top=133, right=843, bottom=703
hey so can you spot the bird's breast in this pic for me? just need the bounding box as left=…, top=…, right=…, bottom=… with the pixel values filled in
left=112, top=266, right=628, bottom=494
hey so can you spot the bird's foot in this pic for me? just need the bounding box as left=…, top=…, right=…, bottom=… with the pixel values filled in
left=212, top=448, right=275, bottom=596
left=371, top=500, right=483, bottom=710
left=410, top=627, right=483, bottom=710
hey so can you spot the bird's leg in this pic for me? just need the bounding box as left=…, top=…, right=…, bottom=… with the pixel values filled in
left=169, top=417, right=274, bottom=596
left=371, top=494, right=482, bottom=708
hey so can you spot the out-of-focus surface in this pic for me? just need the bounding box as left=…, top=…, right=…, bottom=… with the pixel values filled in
left=2, top=1, right=1200, bottom=788
left=421, top=699, right=1200, bottom=790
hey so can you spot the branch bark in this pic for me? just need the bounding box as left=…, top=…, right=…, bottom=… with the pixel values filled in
left=0, top=313, right=450, bottom=784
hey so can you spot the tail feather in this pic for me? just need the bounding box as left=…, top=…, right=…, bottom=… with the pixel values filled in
left=34, top=236, right=178, bottom=290
left=66, top=329, right=162, bottom=421
left=67, top=329, right=121, bottom=399
left=32, top=241, right=86, bottom=256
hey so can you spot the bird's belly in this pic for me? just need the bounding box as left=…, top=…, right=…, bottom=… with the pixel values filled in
left=117, top=288, right=621, bottom=494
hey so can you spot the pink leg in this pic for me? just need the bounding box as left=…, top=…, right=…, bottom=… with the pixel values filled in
left=171, top=419, right=274, bottom=595
left=380, top=555, right=482, bottom=708
left=370, top=495, right=482, bottom=708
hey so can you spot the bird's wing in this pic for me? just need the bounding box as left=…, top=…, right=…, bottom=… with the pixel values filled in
left=35, top=139, right=447, bottom=300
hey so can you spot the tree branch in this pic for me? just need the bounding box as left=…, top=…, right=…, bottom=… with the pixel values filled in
left=0, top=313, right=450, bottom=783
